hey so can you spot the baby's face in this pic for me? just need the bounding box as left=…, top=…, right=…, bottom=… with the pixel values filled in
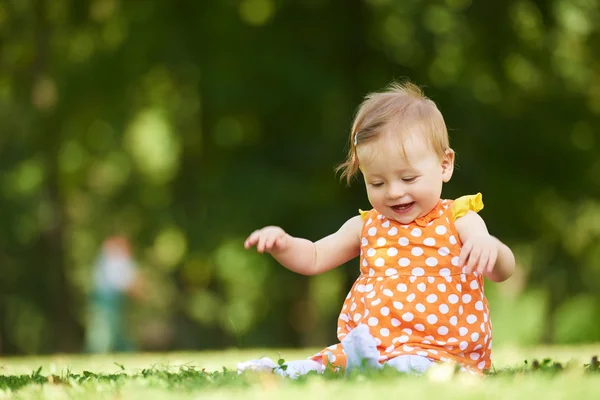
left=357, top=132, right=454, bottom=225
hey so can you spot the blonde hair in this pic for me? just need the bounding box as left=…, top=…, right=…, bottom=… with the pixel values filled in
left=336, top=81, right=450, bottom=184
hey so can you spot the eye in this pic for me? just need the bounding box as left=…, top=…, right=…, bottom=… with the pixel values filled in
left=402, top=177, right=417, bottom=183
left=370, top=182, right=384, bottom=187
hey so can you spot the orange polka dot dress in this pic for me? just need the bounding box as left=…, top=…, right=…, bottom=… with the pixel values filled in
left=311, top=194, right=492, bottom=373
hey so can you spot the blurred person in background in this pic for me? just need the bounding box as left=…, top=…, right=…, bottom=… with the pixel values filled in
left=84, top=235, right=145, bottom=353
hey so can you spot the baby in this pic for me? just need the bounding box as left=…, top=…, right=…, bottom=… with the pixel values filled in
left=240, top=81, right=515, bottom=378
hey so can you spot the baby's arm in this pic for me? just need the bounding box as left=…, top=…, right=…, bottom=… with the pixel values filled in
left=244, top=215, right=363, bottom=276
left=454, top=211, right=515, bottom=282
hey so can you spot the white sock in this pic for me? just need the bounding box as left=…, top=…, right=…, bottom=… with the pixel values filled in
left=384, top=355, right=433, bottom=374
left=274, top=360, right=325, bottom=379
left=341, top=324, right=382, bottom=373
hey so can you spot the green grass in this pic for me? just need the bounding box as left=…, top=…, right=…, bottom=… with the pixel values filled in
left=1, top=345, right=599, bottom=399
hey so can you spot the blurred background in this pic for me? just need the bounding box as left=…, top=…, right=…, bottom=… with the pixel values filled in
left=1, top=0, right=600, bottom=357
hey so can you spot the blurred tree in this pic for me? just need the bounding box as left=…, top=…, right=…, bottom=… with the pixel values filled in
left=1, top=0, right=600, bottom=355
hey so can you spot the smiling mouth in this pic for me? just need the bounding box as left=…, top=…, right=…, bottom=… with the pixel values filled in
left=391, top=202, right=415, bottom=212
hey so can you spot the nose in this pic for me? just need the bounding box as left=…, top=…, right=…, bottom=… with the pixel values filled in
left=386, top=181, right=406, bottom=200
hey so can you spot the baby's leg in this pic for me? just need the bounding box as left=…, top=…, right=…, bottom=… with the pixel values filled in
left=341, top=324, right=382, bottom=373
left=384, top=355, right=433, bottom=374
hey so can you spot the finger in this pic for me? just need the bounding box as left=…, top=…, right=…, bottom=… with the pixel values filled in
left=244, top=231, right=259, bottom=249
left=257, top=234, right=268, bottom=253
left=486, top=251, right=498, bottom=275
left=264, top=234, right=277, bottom=251
left=467, top=247, right=481, bottom=272
left=458, top=242, right=472, bottom=268
left=476, top=251, right=489, bottom=275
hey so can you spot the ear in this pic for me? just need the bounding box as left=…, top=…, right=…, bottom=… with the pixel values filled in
left=441, top=149, right=455, bottom=183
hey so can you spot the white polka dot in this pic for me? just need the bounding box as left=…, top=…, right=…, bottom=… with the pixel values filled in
left=438, top=326, right=449, bottom=335
left=388, top=227, right=398, bottom=236
left=449, top=235, right=457, bottom=245
left=368, top=317, right=379, bottom=326
left=409, top=276, right=417, bottom=283
left=470, top=280, right=479, bottom=290
left=397, top=335, right=409, bottom=343
left=402, top=344, right=414, bottom=351
left=382, top=220, right=390, bottom=227
left=484, top=335, right=489, bottom=343
left=459, top=305, right=464, bottom=315
left=367, top=248, right=376, bottom=257
left=340, top=314, right=349, bottom=322
left=471, top=332, right=480, bottom=342
left=393, top=301, right=403, bottom=310
left=353, top=313, right=362, bottom=322
left=365, top=284, right=373, bottom=292
left=391, top=318, right=401, bottom=327
left=380, top=328, right=390, bottom=337
left=371, top=298, right=381, bottom=307
left=427, top=314, right=438, bottom=324
left=402, top=313, right=414, bottom=322
left=362, top=258, right=368, bottom=267
left=456, top=284, right=462, bottom=291
left=402, top=328, right=413, bottom=335
left=350, top=303, right=357, bottom=312
left=396, top=283, right=407, bottom=292
left=375, top=338, right=382, bottom=346
left=417, top=350, right=428, bottom=357
left=398, top=258, right=411, bottom=267
left=437, top=283, right=447, bottom=292
left=380, top=307, right=390, bottom=316
left=426, top=257, right=438, bottom=267
left=451, top=256, right=459, bottom=266
left=375, top=258, right=385, bottom=267
left=366, top=218, right=372, bottom=225
left=427, top=294, right=438, bottom=303
left=361, top=238, right=368, bottom=246
left=412, top=268, right=425, bottom=277
left=466, top=315, right=477, bottom=325
left=367, top=291, right=376, bottom=299
left=423, top=237, right=436, bottom=246
left=368, top=227, right=377, bottom=236
left=459, top=327, right=468, bottom=336
left=427, top=276, right=435, bottom=284
left=411, top=228, right=422, bottom=237
left=488, top=340, right=493, bottom=349
left=398, top=237, right=409, bottom=246
left=439, top=304, right=449, bottom=314
left=356, top=284, right=366, bottom=293
left=478, top=361, right=486, bottom=370
left=414, top=324, right=425, bottom=331
left=411, top=247, right=424, bottom=256
left=387, top=247, right=398, bottom=257
left=470, top=353, right=481, bottom=361
left=406, top=293, right=416, bottom=302
left=459, top=341, right=468, bottom=351
left=385, top=268, right=398, bottom=276
left=448, top=294, right=459, bottom=304
left=368, top=268, right=375, bottom=276
left=416, top=282, right=426, bottom=291
left=383, top=289, right=393, bottom=297
left=377, top=237, right=386, bottom=246
left=475, top=301, right=484, bottom=311
left=435, top=225, right=447, bottom=235
left=439, top=268, right=451, bottom=277
left=450, top=316, right=458, bottom=326
left=447, top=337, right=458, bottom=343
left=438, top=247, right=450, bottom=256
left=462, top=294, right=472, bottom=304
left=416, top=303, right=426, bottom=312
left=484, top=313, right=488, bottom=322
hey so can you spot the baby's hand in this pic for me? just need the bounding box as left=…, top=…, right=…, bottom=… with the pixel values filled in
left=458, top=235, right=500, bottom=275
left=244, top=226, right=290, bottom=254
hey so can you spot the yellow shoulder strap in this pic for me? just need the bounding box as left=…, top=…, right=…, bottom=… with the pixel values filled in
left=451, top=193, right=484, bottom=220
